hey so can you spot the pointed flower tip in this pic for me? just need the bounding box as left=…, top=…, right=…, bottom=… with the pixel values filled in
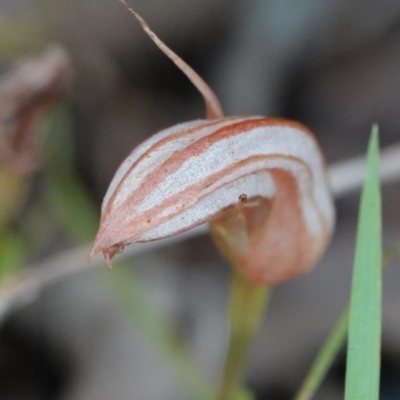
left=86, top=243, right=98, bottom=266
left=105, top=255, right=114, bottom=270
left=86, top=231, right=124, bottom=268
left=103, top=243, right=125, bottom=269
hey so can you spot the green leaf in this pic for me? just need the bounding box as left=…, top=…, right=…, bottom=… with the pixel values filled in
left=344, top=125, right=382, bottom=400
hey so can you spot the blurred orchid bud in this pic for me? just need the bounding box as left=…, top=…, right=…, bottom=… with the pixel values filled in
left=0, top=45, right=72, bottom=175
left=0, top=45, right=72, bottom=229
left=88, top=3, right=335, bottom=285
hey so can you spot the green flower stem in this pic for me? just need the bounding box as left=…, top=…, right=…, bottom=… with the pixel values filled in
left=218, top=270, right=271, bottom=400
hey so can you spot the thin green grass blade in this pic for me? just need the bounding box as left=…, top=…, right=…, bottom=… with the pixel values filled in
left=293, top=306, right=349, bottom=400
left=344, top=125, right=382, bottom=400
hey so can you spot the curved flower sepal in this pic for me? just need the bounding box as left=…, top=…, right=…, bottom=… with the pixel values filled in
left=88, top=117, right=335, bottom=285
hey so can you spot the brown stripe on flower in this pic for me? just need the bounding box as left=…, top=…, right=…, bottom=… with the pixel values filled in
left=103, top=118, right=319, bottom=221
left=92, top=154, right=320, bottom=257
left=103, top=117, right=256, bottom=212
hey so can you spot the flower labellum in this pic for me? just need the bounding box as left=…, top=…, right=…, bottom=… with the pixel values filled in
left=88, top=2, right=335, bottom=286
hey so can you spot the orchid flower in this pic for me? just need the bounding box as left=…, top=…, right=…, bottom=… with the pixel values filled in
left=88, top=2, right=335, bottom=286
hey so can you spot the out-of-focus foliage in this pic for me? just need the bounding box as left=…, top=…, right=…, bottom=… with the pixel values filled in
left=0, top=26, right=97, bottom=284
left=0, top=16, right=49, bottom=61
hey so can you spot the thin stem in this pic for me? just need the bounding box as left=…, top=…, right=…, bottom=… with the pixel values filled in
left=293, top=306, right=349, bottom=400
left=218, top=270, right=271, bottom=400
left=118, top=0, right=223, bottom=119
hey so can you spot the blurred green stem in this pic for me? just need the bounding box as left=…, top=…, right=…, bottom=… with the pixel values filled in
left=218, top=271, right=271, bottom=400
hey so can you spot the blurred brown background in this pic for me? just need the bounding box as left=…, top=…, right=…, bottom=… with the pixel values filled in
left=0, top=1, right=400, bottom=399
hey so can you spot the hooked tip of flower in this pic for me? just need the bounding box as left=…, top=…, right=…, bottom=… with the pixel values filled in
left=87, top=237, right=125, bottom=269
left=103, top=243, right=125, bottom=269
